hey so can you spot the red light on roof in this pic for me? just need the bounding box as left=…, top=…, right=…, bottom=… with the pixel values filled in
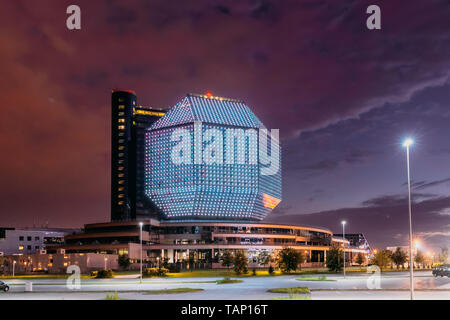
left=205, top=91, right=213, bottom=98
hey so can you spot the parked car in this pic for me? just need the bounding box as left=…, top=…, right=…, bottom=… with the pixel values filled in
left=0, top=280, right=9, bottom=292
left=432, top=264, right=450, bottom=277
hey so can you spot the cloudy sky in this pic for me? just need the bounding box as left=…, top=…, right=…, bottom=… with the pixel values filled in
left=1, top=0, right=449, bottom=251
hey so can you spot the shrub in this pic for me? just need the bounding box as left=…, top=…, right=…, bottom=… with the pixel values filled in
left=168, top=264, right=180, bottom=273
left=143, top=267, right=168, bottom=277
left=96, top=269, right=114, bottom=278
left=252, top=268, right=257, bottom=276
left=268, top=265, right=274, bottom=275
left=90, top=270, right=99, bottom=277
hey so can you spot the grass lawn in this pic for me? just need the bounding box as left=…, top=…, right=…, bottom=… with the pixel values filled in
left=267, top=287, right=310, bottom=294
left=267, top=296, right=312, bottom=300
left=216, top=278, right=243, bottom=284
left=142, top=288, right=204, bottom=295
left=166, top=268, right=332, bottom=278
left=296, top=275, right=335, bottom=281
left=101, top=292, right=135, bottom=300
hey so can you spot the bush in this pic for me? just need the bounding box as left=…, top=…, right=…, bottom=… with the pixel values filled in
left=96, top=269, right=114, bottom=278
left=90, top=270, right=99, bottom=277
left=168, top=264, right=180, bottom=273
left=143, top=267, right=169, bottom=277
left=252, top=268, right=257, bottom=276
left=268, top=265, right=274, bottom=275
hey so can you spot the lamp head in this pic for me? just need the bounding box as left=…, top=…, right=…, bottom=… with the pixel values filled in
left=341, top=220, right=347, bottom=226
left=139, top=222, right=143, bottom=227
left=402, top=138, right=414, bottom=147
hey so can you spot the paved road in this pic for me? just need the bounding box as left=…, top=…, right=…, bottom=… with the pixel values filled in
left=0, top=271, right=449, bottom=300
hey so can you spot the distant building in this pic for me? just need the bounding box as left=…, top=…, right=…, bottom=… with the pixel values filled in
left=110, top=90, right=166, bottom=221
left=3, top=251, right=117, bottom=274
left=334, top=233, right=371, bottom=252
left=0, top=228, right=77, bottom=255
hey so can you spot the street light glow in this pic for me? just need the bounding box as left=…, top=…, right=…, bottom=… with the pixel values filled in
left=402, top=138, right=414, bottom=147
left=341, top=220, right=346, bottom=225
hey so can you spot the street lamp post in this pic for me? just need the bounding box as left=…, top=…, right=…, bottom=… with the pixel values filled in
left=13, top=261, right=16, bottom=277
left=104, top=257, right=107, bottom=270
left=341, top=221, right=346, bottom=278
left=139, top=222, right=143, bottom=284
left=403, top=137, right=415, bottom=300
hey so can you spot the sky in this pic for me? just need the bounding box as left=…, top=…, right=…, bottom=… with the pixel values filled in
left=0, top=0, right=449, bottom=251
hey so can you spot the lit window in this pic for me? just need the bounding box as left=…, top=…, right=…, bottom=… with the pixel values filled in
left=118, top=173, right=124, bottom=178
left=118, top=194, right=124, bottom=198
left=118, top=139, right=124, bottom=144
left=118, top=187, right=124, bottom=191
left=118, top=201, right=124, bottom=205
left=118, top=146, right=124, bottom=150
left=118, top=118, right=125, bottom=123
left=118, top=125, right=125, bottom=130
left=118, top=180, right=125, bottom=184
left=118, top=104, right=125, bottom=109
left=19, top=245, right=24, bottom=250
left=118, top=112, right=124, bottom=116
left=118, top=166, right=124, bottom=171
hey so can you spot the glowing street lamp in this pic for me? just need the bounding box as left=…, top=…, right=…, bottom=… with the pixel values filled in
left=403, top=137, right=415, bottom=300
left=341, top=221, right=347, bottom=278
left=104, top=257, right=108, bottom=270
left=139, top=222, right=143, bottom=284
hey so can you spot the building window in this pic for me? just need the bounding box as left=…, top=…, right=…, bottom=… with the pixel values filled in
left=118, top=153, right=124, bottom=157
left=118, top=146, right=124, bottom=150
left=118, top=201, right=124, bottom=205
left=118, top=125, right=125, bottom=130
left=35, top=246, right=39, bottom=250
left=118, top=194, right=124, bottom=198
left=27, top=245, right=31, bottom=250
left=118, top=187, right=124, bottom=191
left=118, top=112, right=124, bottom=116
left=118, top=166, right=124, bottom=171
left=19, top=236, right=24, bottom=241
left=118, top=104, right=125, bottom=108
left=118, top=180, right=125, bottom=185
left=27, top=236, right=32, bottom=241
left=35, top=236, right=39, bottom=241
left=19, top=245, right=24, bottom=250
left=118, top=118, right=125, bottom=123
left=118, top=139, right=124, bottom=144
left=118, top=173, right=124, bottom=178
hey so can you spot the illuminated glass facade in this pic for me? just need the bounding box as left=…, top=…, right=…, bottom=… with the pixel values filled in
left=145, top=94, right=281, bottom=221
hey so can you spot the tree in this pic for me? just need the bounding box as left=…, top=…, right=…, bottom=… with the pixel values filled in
left=326, top=246, right=343, bottom=272
left=258, top=251, right=270, bottom=268
left=221, top=250, right=234, bottom=270
left=277, top=247, right=305, bottom=273
left=391, top=247, right=407, bottom=269
left=438, top=247, right=448, bottom=264
left=233, top=251, right=248, bottom=275
left=415, top=250, right=425, bottom=267
left=371, top=250, right=392, bottom=270
left=356, top=253, right=365, bottom=266
left=118, top=254, right=130, bottom=270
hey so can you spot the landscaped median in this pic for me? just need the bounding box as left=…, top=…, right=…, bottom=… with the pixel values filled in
left=266, top=287, right=312, bottom=300
left=100, top=288, right=204, bottom=300
left=296, top=275, right=335, bottom=281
